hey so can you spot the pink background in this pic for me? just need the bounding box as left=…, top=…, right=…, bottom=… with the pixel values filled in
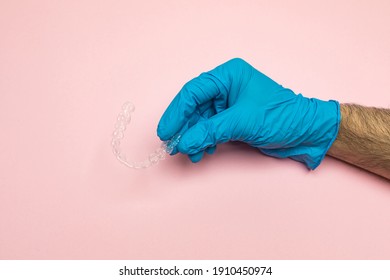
left=1, top=0, right=389, bottom=259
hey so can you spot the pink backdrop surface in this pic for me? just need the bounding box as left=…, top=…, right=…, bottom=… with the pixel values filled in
left=1, top=0, right=389, bottom=259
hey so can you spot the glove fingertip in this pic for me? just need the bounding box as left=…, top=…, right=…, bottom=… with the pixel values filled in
left=205, top=145, right=217, bottom=155
left=188, top=151, right=204, bottom=163
left=177, top=125, right=205, bottom=155
left=157, top=124, right=171, bottom=141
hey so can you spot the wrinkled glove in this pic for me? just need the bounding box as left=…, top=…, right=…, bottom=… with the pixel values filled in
left=157, top=58, right=340, bottom=169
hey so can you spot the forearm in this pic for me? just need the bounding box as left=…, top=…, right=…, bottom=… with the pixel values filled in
left=327, top=104, right=390, bottom=180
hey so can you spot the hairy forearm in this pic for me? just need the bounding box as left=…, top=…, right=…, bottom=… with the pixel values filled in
left=327, top=104, right=390, bottom=180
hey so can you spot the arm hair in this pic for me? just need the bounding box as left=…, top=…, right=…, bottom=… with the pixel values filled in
left=327, top=104, right=390, bottom=180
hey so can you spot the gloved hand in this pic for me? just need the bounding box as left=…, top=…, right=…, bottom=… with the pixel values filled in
left=157, top=58, right=340, bottom=169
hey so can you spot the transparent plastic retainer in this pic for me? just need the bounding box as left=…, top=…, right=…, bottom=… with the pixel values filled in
left=111, top=101, right=181, bottom=169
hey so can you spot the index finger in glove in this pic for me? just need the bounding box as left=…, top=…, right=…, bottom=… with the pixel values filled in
left=157, top=71, right=228, bottom=141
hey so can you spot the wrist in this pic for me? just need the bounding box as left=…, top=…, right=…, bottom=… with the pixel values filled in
left=288, top=96, right=341, bottom=169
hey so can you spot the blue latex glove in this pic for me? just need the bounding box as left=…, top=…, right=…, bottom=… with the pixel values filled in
left=157, top=58, right=340, bottom=169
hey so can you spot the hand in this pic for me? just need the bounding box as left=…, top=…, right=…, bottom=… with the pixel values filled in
left=157, top=58, right=340, bottom=169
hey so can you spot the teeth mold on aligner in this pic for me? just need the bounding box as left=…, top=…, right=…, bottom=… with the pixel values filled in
left=111, top=101, right=181, bottom=169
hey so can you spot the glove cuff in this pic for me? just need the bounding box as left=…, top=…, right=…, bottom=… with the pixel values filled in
left=292, top=98, right=341, bottom=170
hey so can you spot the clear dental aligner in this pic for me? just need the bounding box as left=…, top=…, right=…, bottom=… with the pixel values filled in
left=111, top=101, right=181, bottom=169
